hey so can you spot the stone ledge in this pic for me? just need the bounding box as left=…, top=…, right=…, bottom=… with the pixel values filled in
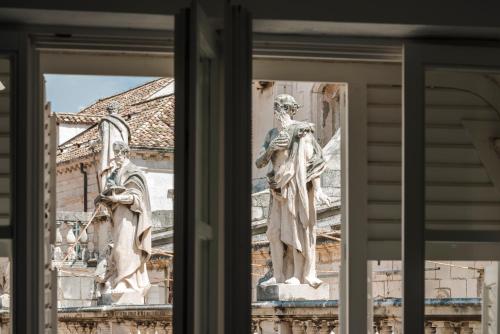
left=257, top=283, right=330, bottom=302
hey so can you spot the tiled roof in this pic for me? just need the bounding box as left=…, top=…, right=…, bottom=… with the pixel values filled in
left=56, top=113, right=101, bottom=124
left=57, top=78, right=175, bottom=165
left=79, top=78, right=173, bottom=116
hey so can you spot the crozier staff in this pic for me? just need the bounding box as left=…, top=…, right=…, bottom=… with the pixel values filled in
left=98, top=101, right=130, bottom=190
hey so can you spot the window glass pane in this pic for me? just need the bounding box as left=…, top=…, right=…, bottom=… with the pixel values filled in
left=422, top=67, right=500, bottom=333
left=251, top=81, right=344, bottom=332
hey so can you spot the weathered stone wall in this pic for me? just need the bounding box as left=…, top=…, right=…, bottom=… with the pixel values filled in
left=57, top=158, right=173, bottom=212
left=57, top=268, right=168, bottom=308
left=371, top=260, right=488, bottom=300
left=57, top=164, right=100, bottom=212
left=58, top=270, right=96, bottom=308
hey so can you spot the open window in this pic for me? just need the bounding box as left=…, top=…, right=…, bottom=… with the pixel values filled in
left=403, top=42, right=500, bottom=334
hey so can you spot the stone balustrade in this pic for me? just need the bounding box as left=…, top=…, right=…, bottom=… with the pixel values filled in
left=57, top=305, right=173, bottom=333
left=252, top=298, right=481, bottom=334
left=0, top=298, right=484, bottom=333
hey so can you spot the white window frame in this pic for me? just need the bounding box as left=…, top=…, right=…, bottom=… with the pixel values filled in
left=25, top=27, right=174, bottom=334
left=403, top=41, right=500, bottom=334
left=8, top=16, right=500, bottom=334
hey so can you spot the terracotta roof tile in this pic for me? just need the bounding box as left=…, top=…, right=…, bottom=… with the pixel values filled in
left=57, top=78, right=175, bottom=165
left=78, top=78, right=173, bottom=116
left=56, top=113, right=101, bottom=124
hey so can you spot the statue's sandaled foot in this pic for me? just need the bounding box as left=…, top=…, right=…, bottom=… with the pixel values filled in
left=284, top=277, right=301, bottom=285
left=259, top=277, right=277, bottom=286
left=304, top=276, right=323, bottom=288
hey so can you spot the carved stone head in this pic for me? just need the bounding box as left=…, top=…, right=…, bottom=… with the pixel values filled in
left=112, top=140, right=130, bottom=166
left=106, top=101, right=121, bottom=115
left=274, top=94, right=300, bottom=118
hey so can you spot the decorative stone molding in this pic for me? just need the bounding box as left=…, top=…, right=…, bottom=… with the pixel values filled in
left=0, top=303, right=484, bottom=333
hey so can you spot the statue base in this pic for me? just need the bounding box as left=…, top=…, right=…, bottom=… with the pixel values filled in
left=98, top=289, right=145, bottom=305
left=257, top=283, right=330, bottom=301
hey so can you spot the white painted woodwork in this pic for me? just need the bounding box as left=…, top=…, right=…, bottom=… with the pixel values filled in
left=483, top=262, right=500, bottom=334
left=367, top=68, right=500, bottom=244
left=43, top=101, right=57, bottom=333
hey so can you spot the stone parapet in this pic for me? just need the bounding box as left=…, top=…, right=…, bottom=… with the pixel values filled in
left=0, top=299, right=484, bottom=333
left=58, top=304, right=173, bottom=333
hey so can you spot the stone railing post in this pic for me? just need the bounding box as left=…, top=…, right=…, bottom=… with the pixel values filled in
left=379, top=319, right=392, bottom=334
left=332, top=320, right=340, bottom=334
left=434, top=321, right=454, bottom=334
left=305, top=320, right=319, bottom=334
left=424, top=321, right=436, bottom=334
left=137, top=322, right=148, bottom=333
left=318, top=320, right=332, bottom=334
left=252, top=320, right=262, bottom=334
left=65, top=222, right=77, bottom=261
left=164, top=321, right=173, bottom=334
left=460, top=321, right=474, bottom=334
left=292, top=320, right=306, bottom=334
left=53, top=221, right=63, bottom=261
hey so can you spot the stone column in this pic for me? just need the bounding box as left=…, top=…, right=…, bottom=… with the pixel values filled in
left=79, top=226, right=89, bottom=262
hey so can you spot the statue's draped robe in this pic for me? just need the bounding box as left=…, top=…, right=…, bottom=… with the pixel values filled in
left=265, top=121, right=326, bottom=280
left=99, top=114, right=130, bottom=189
left=108, top=161, right=152, bottom=293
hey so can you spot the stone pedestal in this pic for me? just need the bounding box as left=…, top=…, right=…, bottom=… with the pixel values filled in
left=99, top=289, right=145, bottom=305
left=257, top=283, right=329, bottom=301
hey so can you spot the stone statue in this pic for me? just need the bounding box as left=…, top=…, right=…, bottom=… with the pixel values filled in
left=98, top=101, right=130, bottom=190
left=94, top=141, right=152, bottom=304
left=256, top=94, right=332, bottom=289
